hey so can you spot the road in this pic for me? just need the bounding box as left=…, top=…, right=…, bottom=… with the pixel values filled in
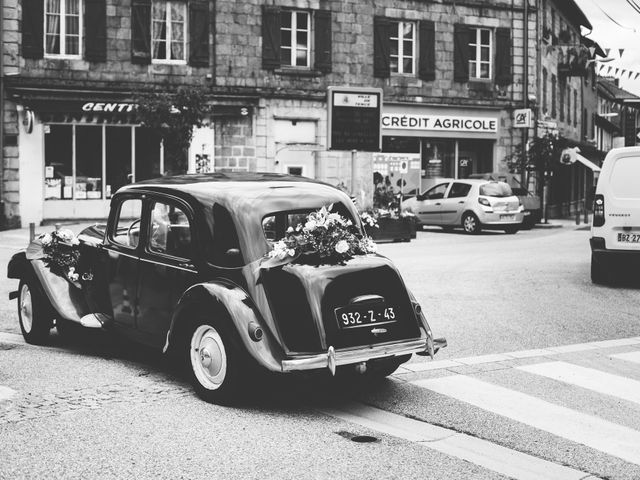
left=1, top=223, right=640, bottom=479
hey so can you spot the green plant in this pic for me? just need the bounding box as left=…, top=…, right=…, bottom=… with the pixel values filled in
left=134, top=86, right=210, bottom=175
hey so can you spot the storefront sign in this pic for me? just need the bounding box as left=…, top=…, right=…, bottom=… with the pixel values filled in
left=381, top=114, right=498, bottom=133
left=328, top=87, right=382, bottom=152
left=81, top=102, right=137, bottom=113
left=513, top=108, right=533, bottom=128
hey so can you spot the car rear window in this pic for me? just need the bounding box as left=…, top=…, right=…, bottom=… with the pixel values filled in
left=610, top=156, right=640, bottom=199
left=262, top=203, right=357, bottom=242
left=479, top=182, right=513, bottom=197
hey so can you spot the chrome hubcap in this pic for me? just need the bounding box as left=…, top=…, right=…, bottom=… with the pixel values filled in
left=20, top=284, right=33, bottom=334
left=464, top=216, right=476, bottom=232
left=190, top=325, right=227, bottom=390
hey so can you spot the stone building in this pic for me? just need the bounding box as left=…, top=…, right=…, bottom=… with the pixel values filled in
left=2, top=0, right=538, bottom=227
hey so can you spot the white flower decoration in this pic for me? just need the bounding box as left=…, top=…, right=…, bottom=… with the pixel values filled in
left=40, top=233, right=53, bottom=246
left=335, top=240, right=349, bottom=254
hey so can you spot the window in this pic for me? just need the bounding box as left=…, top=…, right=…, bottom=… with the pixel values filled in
left=45, top=0, right=82, bottom=57
left=542, top=68, right=548, bottom=113
left=149, top=201, right=192, bottom=258
left=551, top=74, right=557, bottom=118
left=113, top=198, right=143, bottom=249
left=280, top=10, right=310, bottom=67
left=390, top=21, right=416, bottom=75
left=469, top=28, right=492, bottom=79
left=152, top=1, right=187, bottom=63
left=448, top=183, right=472, bottom=198
left=574, top=90, right=578, bottom=127
left=567, top=86, right=571, bottom=124
left=423, top=183, right=449, bottom=200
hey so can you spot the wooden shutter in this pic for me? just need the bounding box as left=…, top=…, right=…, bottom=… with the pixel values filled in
left=85, top=0, right=107, bottom=62
left=453, top=24, right=470, bottom=82
left=373, top=17, right=390, bottom=78
left=314, top=10, right=332, bottom=73
left=495, top=27, right=512, bottom=86
left=22, top=0, right=44, bottom=59
left=262, top=5, right=281, bottom=69
left=189, top=0, right=210, bottom=67
left=131, top=0, right=151, bottom=64
left=418, top=20, right=435, bottom=81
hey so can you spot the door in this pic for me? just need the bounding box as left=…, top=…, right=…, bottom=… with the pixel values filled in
left=414, top=182, right=449, bottom=225
left=136, top=199, right=199, bottom=346
left=105, top=197, right=143, bottom=330
left=441, top=182, right=472, bottom=224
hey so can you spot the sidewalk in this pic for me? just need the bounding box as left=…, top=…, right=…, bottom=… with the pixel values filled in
left=0, top=221, right=101, bottom=248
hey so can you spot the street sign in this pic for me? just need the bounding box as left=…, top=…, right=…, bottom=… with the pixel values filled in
left=327, top=87, right=382, bottom=152
left=514, top=108, right=533, bottom=128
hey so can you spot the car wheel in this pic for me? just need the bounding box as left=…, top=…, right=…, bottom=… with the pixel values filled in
left=504, top=226, right=519, bottom=234
left=591, top=253, right=610, bottom=285
left=186, top=319, right=243, bottom=405
left=462, top=213, right=481, bottom=234
left=17, top=280, right=53, bottom=344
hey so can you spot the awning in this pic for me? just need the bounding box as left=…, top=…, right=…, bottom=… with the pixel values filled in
left=576, top=153, right=601, bottom=172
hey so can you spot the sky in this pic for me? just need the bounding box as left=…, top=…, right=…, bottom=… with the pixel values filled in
left=573, top=0, right=640, bottom=96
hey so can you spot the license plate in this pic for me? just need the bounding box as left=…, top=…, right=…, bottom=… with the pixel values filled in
left=335, top=303, right=397, bottom=330
left=500, top=214, right=515, bottom=221
left=617, top=233, right=640, bottom=243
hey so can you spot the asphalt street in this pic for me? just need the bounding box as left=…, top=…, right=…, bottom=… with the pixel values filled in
left=1, top=221, right=640, bottom=479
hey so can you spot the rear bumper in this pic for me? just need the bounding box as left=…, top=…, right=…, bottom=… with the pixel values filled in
left=281, top=337, right=447, bottom=373
left=590, top=237, right=640, bottom=260
left=477, top=211, right=524, bottom=227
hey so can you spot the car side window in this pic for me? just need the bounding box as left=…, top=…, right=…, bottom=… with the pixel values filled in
left=113, top=198, right=143, bottom=249
left=149, top=201, right=192, bottom=259
left=423, top=183, right=448, bottom=200
left=447, top=182, right=472, bottom=199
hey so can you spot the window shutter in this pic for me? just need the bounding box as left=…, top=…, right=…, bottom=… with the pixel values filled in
left=418, top=20, right=435, bottom=81
left=85, top=0, right=107, bottom=62
left=373, top=17, right=390, bottom=78
left=314, top=10, right=332, bottom=73
left=453, top=24, right=470, bottom=82
left=22, top=0, right=44, bottom=59
left=495, top=27, right=512, bottom=86
left=131, top=0, right=151, bottom=64
left=189, top=0, right=210, bottom=67
left=262, top=5, right=281, bottom=69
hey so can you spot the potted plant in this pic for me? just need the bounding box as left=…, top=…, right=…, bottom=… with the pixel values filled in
left=363, top=174, right=417, bottom=242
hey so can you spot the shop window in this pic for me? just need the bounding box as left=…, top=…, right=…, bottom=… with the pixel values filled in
left=44, top=125, right=73, bottom=200
left=382, top=136, right=420, bottom=153
left=106, top=127, right=132, bottom=199
left=390, top=21, right=416, bottom=75
left=469, top=28, right=492, bottom=80
left=152, top=1, right=187, bottom=63
left=422, top=140, right=454, bottom=178
left=135, top=128, right=163, bottom=180
left=76, top=126, right=103, bottom=199
left=45, top=0, right=82, bottom=58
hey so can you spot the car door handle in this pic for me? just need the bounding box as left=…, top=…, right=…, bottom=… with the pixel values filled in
left=435, top=202, right=441, bottom=206
left=178, top=262, right=195, bottom=269
left=458, top=201, right=464, bottom=204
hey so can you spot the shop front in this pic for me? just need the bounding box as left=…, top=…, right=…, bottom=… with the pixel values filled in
left=378, top=104, right=501, bottom=195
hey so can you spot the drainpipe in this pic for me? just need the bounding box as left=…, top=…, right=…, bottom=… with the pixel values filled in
left=0, top=0, right=5, bottom=228
left=521, top=0, right=529, bottom=188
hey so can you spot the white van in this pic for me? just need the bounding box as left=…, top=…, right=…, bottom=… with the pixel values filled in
left=590, top=146, right=640, bottom=284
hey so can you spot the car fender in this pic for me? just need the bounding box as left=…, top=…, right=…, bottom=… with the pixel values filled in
left=164, top=279, right=285, bottom=372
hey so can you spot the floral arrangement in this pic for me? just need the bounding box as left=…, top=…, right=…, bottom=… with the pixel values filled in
left=26, top=229, right=92, bottom=287
left=262, top=205, right=377, bottom=268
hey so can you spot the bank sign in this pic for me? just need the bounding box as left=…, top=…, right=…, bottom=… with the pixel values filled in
left=382, top=114, right=498, bottom=133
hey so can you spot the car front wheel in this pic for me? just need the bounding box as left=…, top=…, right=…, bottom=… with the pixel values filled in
left=186, top=320, right=243, bottom=405
left=17, top=280, right=53, bottom=344
left=462, top=213, right=481, bottom=234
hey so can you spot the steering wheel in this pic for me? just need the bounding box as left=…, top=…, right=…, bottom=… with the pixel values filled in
left=126, top=218, right=142, bottom=246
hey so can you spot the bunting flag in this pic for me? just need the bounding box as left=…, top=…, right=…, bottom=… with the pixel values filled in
left=605, top=48, right=611, bottom=56
left=621, top=69, right=626, bottom=76
left=629, top=71, right=634, bottom=79
left=588, top=46, right=596, bottom=57
left=619, top=48, right=625, bottom=58
left=608, top=66, right=613, bottom=74
left=615, top=68, right=619, bottom=75
left=636, top=72, right=640, bottom=80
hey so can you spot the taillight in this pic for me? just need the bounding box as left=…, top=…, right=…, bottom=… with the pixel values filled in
left=478, top=197, right=490, bottom=207
left=593, top=194, right=605, bottom=227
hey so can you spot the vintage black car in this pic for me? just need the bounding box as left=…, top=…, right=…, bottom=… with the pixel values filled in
left=8, top=173, right=446, bottom=404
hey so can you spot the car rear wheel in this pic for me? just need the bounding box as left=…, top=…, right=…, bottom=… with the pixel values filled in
left=186, top=319, right=243, bottom=405
left=462, top=213, right=481, bottom=234
left=17, top=280, right=53, bottom=344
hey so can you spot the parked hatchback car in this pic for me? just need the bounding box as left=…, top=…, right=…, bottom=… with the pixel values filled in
left=590, top=147, right=640, bottom=284
left=402, top=179, right=524, bottom=234
left=8, top=173, right=446, bottom=404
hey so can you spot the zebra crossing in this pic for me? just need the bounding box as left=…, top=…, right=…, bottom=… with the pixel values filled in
left=329, top=337, right=640, bottom=480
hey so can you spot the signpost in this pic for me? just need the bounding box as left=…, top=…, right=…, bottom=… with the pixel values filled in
left=327, top=87, right=382, bottom=152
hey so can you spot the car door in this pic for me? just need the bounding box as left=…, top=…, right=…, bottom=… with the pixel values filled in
left=136, top=197, right=199, bottom=347
left=413, top=183, right=450, bottom=225
left=104, top=195, right=143, bottom=330
left=441, top=182, right=472, bottom=225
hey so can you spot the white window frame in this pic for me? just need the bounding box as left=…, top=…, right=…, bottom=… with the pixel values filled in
left=152, top=0, right=188, bottom=65
left=390, top=21, right=416, bottom=75
left=469, top=27, right=492, bottom=80
left=281, top=10, right=311, bottom=68
left=44, top=0, right=83, bottom=59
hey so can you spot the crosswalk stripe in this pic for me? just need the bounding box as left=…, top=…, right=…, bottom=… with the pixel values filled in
left=323, top=403, right=591, bottom=480
left=610, top=351, right=640, bottom=364
left=518, top=361, right=640, bottom=406
left=0, top=386, right=16, bottom=401
left=414, top=375, right=640, bottom=465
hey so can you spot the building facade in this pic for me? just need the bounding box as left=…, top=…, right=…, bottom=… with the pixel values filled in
left=3, top=0, right=538, bottom=227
